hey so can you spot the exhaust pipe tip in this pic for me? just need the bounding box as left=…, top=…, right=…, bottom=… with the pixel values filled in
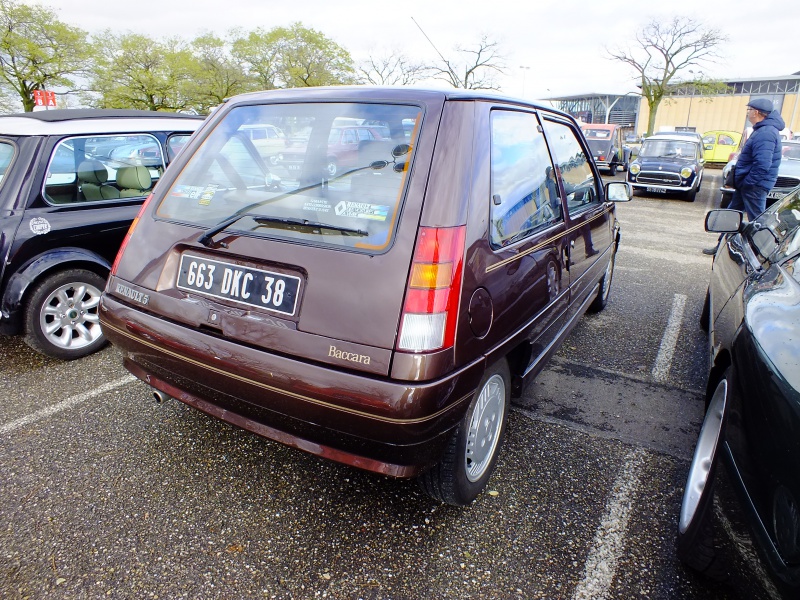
left=152, top=389, right=173, bottom=404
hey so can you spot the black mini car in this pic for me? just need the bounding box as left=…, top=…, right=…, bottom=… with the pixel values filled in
left=0, top=109, right=203, bottom=359
left=678, top=189, right=800, bottom=596
left=627, top=133, right=705, bottom=201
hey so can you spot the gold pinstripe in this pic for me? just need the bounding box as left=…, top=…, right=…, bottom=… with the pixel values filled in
left=485, top=205, right=613, bottom=273
left=104, top=320, right=473, bottom=425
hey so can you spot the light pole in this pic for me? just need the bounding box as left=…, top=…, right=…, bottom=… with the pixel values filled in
left=686, top=70, right=702, bottom=129
left=520, top=66, right=530, bottom=97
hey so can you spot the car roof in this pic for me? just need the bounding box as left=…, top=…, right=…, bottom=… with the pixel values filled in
left=222, top=85, right=575, bottom=121
left=0, top=109, right=204, bottom=136
left=645, top=134, right=700, bottom=143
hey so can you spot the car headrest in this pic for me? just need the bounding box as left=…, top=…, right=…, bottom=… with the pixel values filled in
left=77, top=160, right=109, bottom=185
left=116, top=165, right=152, bottom=190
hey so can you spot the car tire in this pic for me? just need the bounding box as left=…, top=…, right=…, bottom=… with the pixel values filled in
left=326, top=158, right=338, bottom=178
left=418, top=359, right=510, bottom=506
left=608, top=163, right=617, bottom=176
left=588, top=247, right=615, bottom=313
left=24, top=268, right=108, bottom=360
left=700, top=289, right=710, bottom=332
left=677, top=371, right=729, bottom=581
left=685, top=185, right=698, bottom=202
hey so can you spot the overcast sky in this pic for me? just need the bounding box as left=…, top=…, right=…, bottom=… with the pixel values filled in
left=38, top=0, right=800, bottom=100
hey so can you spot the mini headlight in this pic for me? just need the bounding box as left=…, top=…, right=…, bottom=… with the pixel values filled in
left=680, top=167, right=693, bottom=179
left=630, top=163, right=641, bottom=175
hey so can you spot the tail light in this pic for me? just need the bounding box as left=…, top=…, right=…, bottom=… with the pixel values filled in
left=111, top=193, right=154, bottom=275
left=599, top=154, right=606, bottom=161
left=397, top=225, right=466, bottom=352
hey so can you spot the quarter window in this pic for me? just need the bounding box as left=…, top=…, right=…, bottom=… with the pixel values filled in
left=44, top=134, right=165, bottom=204
left=542, top=119, right=600, bottom=214
left=490, top=110, right=563, bottom=248
left=0, top=141, right=15, bottom=186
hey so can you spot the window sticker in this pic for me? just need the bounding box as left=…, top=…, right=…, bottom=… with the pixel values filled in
left=302, top=199, right=332, bottom=213
left=334, top=201, right=389, bottom=221
left=171, top=184, right=220, bottom=205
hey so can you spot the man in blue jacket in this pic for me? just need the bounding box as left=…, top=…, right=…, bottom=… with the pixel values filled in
left=704, top=98, right=784, bottom=254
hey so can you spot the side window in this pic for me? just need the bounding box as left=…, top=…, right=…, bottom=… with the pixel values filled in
left=719, top=134, right=735, bottom=146
left=166, top=134, right=191, bottom=163
left=490, top=110, right=563, bottom=248
left=343, top=129, right=358, bottom=144
left=542, top=119, right=599, bottom=214
left=0, top=141, right=15, bottom=187
left=44, top=134, right=164, bottom=204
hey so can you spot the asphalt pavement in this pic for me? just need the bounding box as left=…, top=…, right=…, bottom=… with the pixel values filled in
left=0, top=170, right=778, bottom=599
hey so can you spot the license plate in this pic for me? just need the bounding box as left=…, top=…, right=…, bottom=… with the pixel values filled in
left=646, top=186, right=668, bottom=193
left=177, top=255, right=301, bottom=316
left=767, top=190, right=785, bottom=200
left=287, top=164, right=301, bottom=171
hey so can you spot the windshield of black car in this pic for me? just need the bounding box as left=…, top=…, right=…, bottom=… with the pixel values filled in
left=751, top=187, right=800, bottom=263
left=156, top=102, right=422, bottom=253
left=639, top=139, right=697, bottom=159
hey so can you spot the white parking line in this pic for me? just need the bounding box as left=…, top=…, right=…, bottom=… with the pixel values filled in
left=651, top=294, right=687, bottom=383
left=0, top=374, right=136, bottom=435
left=572, top=448, right=647, bottom=600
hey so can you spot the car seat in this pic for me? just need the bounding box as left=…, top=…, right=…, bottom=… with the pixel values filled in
left=116, top=165, right=153, bottom=198
left=77, top=160, right=120, bottom=201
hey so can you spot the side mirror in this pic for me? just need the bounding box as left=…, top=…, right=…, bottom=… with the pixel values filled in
left=705, top=209, right=743, bottom=233
left=605, top=181, right=632, bottom=202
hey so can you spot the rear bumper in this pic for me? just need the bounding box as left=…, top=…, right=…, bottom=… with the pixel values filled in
left=100, top=294, right=485, bottom=477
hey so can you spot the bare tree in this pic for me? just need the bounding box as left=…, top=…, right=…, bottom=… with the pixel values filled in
left=607, top=16, right=727, bottom=136
left=356, top=50, right=428, bottom=86
left=428, top=35, right=505, bottom=90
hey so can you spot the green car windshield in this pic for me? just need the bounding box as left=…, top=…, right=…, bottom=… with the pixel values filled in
left=156, top=102, right=422, bottom=254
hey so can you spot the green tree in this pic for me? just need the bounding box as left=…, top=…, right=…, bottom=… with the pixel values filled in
left=0, top=0, right=95, bottom=111
left=607, top=16, right=727, bottom=136
left=185, top=32, right=250, bottom=112
left=231, top=23, right=355, bottom=90
left=231, top=27, right=282, bottom=91
left=272, top=23, right=355, bottom=88
left=91, top=33, right=195, bottom=111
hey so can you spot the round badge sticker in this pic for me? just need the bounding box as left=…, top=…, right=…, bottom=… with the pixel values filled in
left=29, top=217, right=51, bottom=235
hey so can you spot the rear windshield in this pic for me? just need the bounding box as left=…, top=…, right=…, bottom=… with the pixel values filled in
left=156, top=102, right=422, bottom=253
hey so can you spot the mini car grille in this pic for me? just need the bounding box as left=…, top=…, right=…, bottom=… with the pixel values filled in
left=775, top=176, right=800, bottom=189
left=637, top=171, right=681, bottom=185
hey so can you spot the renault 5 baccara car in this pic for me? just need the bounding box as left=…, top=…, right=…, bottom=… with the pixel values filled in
left=99, top=87, right=631, bottom=506
left=627, top=133, right=705, bottom=201
left=0, top=109, right=203, bottom=359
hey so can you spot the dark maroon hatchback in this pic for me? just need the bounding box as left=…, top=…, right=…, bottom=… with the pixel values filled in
left=100, top=87, right=631, bottom=505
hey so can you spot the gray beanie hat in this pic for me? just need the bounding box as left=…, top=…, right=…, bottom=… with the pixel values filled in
left=747, top=98, right=774, bottom=114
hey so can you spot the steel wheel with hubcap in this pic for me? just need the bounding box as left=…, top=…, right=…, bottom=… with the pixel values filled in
left=419, top=360, right=510, bottom=506
left=589, top=248, right=615, bottom=313
left=24, top=268, right=108, bottom=360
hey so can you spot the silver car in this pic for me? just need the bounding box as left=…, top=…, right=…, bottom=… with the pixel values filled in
left=720, top=138, right=800, bottom=208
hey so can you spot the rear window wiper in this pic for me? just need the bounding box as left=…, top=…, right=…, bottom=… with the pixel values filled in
left=198, top=213, right=367, bottom=247
left=252, top=216, right=368, bottom=236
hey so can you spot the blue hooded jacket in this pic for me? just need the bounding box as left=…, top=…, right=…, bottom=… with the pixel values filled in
left=734, top=110, right=785, bottom=190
